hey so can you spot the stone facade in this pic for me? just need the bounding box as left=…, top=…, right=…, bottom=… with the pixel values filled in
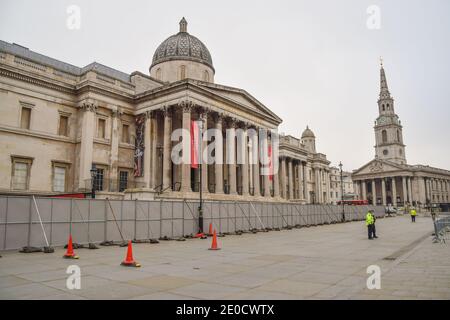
left=329, top=167, right=356, bottom=204
left=0, top=18, right=332, bottom=203
left=352, top=63, right=450, bottom=207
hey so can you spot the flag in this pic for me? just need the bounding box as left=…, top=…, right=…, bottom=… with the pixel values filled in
left=190, top=120, right=199, bottom=168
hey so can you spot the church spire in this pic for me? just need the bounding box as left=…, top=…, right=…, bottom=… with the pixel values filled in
left=379, top=57, right=391, bottom=100
left=179, top=17, right=187, bottom=33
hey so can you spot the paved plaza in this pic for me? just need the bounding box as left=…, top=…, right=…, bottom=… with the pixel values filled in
left=0, top=214, right=449, bottom=300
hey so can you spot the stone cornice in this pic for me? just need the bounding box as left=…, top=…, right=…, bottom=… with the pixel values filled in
left=0, top=125, right=75, bottom=144
left=0, top=65, right=74, bottom=94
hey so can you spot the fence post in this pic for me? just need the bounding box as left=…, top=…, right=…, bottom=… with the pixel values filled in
left=87, top=199, right=91, bottom=243
left=134, top=199, right=137, bottom=240
left=104, top=200, right=107, bottom=242
left=3, top=197, right=9, bottom=250
left=49, top=198, right=53, bottom=246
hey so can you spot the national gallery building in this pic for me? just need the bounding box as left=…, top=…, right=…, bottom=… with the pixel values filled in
left=0, top=18, right=333, bottom=203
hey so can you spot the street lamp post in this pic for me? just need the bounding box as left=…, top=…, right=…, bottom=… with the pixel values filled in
left=90, top=166, right=97, bottom=199
left=339, top=162, right=345, bottom=222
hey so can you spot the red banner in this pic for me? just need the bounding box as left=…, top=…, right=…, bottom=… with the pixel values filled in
left=190, top=120, right=199, bottom=168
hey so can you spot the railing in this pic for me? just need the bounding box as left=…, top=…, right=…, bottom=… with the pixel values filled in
left=432, top=211, right=450, bottom=243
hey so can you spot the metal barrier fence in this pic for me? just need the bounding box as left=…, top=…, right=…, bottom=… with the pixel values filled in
left=0, top=196, right=385, bottom=251
left=433, top=212, right=450, bottom=243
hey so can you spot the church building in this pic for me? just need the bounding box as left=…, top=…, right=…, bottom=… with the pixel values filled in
left=352, top=62, right=450, bottom=207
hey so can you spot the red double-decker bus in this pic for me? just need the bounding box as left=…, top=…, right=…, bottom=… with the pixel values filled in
left=337, top=200, right=369, bottom=206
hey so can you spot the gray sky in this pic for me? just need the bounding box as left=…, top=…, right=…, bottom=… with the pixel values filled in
left=1, top=0, right=449, bottom=171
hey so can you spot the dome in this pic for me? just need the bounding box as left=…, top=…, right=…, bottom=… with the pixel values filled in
left=150, top=18, right=214, bottom=72
left=302, top=126, right=315, bottom=138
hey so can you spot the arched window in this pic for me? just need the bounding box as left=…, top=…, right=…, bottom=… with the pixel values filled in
left=387, top=103, right=390, bottom=110
left=382, top=104, right=385, bottom=111
left=397, top=129, right=400, bottom=142
left=382, top=130, right=387, bottom=143
left=180, top=65, right=186, bottom=80
left=203, top=70, right=209, bottom=82
left=156, top=68, right=162, bottom=81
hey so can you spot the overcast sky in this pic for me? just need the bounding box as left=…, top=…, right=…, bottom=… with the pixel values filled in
left=1, top=0, right=449, bottom=171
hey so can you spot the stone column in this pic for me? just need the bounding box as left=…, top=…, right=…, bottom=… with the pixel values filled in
left=392, top=177, right=397, bottom=206
left=214, top=113, right=224, bottom=194
left=109, top=108, right=121, bottom=191
left=262, top=130, right=271, bottom=197
left=240, top=125, right=249, bottom=196
left=303, top=163, right=308, bottom=201
left=180, top=104, right=192, bottom=192
left=273, top=153, right=280, bottom=198
left=381, top=178, right=386, bottom=206
left=297, top=162, right=303, bottom=199
left=77, top=101, right=96, bottom=190
left=227, top=119, right=237, bottom=195
left=371, top=180, right=377, bottom=205
left=298, top=162, right=304, bottom=200
left=408, top=177, right=413, bottom=204
left=280, top=157, right=287, bottom=199
left=200, top=110, right=208, bottom=193
left=326, top=170, right=331, bottom=204
left=288, top=159, right=294, bottom=200
left=402, top=176, right=407, bottom=205
left=142, top=110, right=152, bottom=188
left=362, top=180, right=367, bottom=201
left=150, top=113, right=158, bottom=189
left=251, top=128, right=260, bottom=197
left=162, top=107, right=172, bottom=190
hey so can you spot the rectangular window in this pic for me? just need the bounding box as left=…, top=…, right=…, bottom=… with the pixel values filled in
left=12, top=161, right=29, bottom=190
left=97, top=118, right=106, bottom=139
left=119, top=171, right=128, bottom=192
left=93, top=168, right=104, bottom=191
left=21, top=107, right=31, bottom=129
left=58, top=115, right=69, bottom=136
left=53, top=166, right=66, bottom=192
left=121, top=124, right=129, bottom=143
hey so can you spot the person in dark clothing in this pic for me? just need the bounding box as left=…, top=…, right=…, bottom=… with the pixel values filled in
left=370, top=211, right=378, bottom=239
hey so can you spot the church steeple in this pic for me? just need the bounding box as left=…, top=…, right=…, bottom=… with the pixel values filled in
left=379, top=57, right=391, bottom=100
left=373, top=60, right=406, bottom=165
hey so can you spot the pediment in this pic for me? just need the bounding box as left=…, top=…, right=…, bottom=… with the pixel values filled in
left=195, top=81, right=282, bottom=124
left=353, top=159, right=406, bottom=176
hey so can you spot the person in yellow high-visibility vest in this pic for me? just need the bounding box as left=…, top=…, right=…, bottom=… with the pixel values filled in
left=410, top=207, right=417, bottom=223
left=366, top=211, right=375, bottom=240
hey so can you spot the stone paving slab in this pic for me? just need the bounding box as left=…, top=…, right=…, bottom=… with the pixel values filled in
left=0, top=214, right=449, bottom=299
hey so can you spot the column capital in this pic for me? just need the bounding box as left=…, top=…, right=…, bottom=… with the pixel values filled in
left=161, top=106, right=172, bottom=117
left=180, top=100, right=194, bottom=113
left=226, top=117, right=238, bottom=128
left=78, top=101, right=98, bottom=113
left=111, top=107, right=124, bottom=119
left=213, top=112, right=224, bottom=122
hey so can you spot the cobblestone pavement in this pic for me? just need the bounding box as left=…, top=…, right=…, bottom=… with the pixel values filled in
left=0, top=214, right=448, bottom=300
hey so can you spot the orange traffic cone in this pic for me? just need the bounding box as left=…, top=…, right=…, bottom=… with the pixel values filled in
left=208, top=229, right=221, bottom=250
left=208, top=223, right=213, bottom=236
left=121, top=241, right=141, bottom=267
left=63, top=234, right=79, bottom=259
